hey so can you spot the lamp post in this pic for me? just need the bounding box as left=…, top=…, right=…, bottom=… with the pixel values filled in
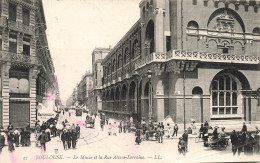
left=147, top=69, right=153, bottom=125
left=182, top=61, right=186, bottom=130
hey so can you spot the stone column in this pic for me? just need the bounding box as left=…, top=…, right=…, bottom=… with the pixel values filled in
left=152, top=76, right=165, bottom=122
left=2, top=29, right=9, bottom=51
left=29, top=67, right=39, bottom=127
left=1, top=62, right=11, bottom=128
left=155, top=6, right=165, bottom=52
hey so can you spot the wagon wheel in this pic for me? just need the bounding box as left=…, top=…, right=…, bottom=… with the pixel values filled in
left=217, top=140, right=226, bottom=151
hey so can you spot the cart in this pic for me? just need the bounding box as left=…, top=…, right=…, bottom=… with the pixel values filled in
left=208, top=136, right=229, bottom=150
left=85, top=116, right=95, bottom=128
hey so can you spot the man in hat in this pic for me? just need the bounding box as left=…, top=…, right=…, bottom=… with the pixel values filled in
left=38, top=130, right=47, bottom=151
left=71, top=130, right=78, bottom=149
left=7, top=131, right=15, bottom=152
left=7, top=123, right=14, bottom=132
left=242, top=122, right=247, bottom=133
left=172, top=124, right=178, bottom=137
left=220, top=127, right=226, bottom=138
left=213, top=127, right=219, bottom=140
left=0, top=129, right=5, bottom=154
left=61, top=129, right=68, bottom=150
left=230, top=130, right=239, bottom=156
left=26, top=122, right=30, bottom=131
left=13, top=128, right=20, bottom=147
left=182, top=130, right=189, bottom=152
left=66, top=129, right=72, bottom=149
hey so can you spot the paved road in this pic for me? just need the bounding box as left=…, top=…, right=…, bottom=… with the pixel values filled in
left=0, top=112, right=259, bottom=163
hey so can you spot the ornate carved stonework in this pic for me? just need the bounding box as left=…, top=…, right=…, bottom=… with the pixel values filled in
left=216, top=10, right=234, bottom=32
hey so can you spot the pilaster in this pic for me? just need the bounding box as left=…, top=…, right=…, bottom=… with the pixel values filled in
left=29, top=10, right=35, bottom=26
left=30, top=37, right=36, bottom=56
left=17, top=4, right=22, bottom=23
left=29, top=67, right=39, bottom=127
left=2, top=30, right=9, bottom=51
left=1, top=62, right=11, bottom=128
left=155, top=7, right=165, bottom=53
left=17, top=33, right=23, bottom=54
left=1, top=0, right=8, bottom=17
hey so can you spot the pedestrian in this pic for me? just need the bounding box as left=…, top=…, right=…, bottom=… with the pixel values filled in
left=69, top=112, right=71, bottom=117
left=245, top=132, right=256, bottom=155
left=237, top=131, right=243, bottom=156
left=66, top=129, right=72, bottom=149
left=45, top=128, right=51, bottom=142
left=7, top=131, right=15, bottom=152
left=26, top=122, right=30, bottom=131
left=76, top=124, right=80, bottom=139
left=113, top=121, right=117, bottom=136
left=212, top=127, right=219, bottom=140
left=123, top=121, right=126, bottom=133
left=182, top=130, right=188, bottom=152
left=7, top=123, right=14, bottom=131
left=108, top=123, right=112, bottom=136
left=158, top=123, right=164, bottom=143
left=199, top=124, right=204, bottom=138
left=0, top=130, right=5, bottom=154
left=204, top=121, right=209, bottom=128
left=61, top=130, right=68, bottom=150
left=71, top=130, right=78, bottom=149
left=119, top=121, right=122, bottom=133
left=230, top=130, right=239, bottom=156
left=178, top=137, right=186, bottom=156
left=220, top=127, right=226, bottom=138
left=41, top=122, right=47, bottom=131
left=165, top=123, right=171, bottom=138
left=135, top=128, right=141, bottom=145
left=25, top=128, right=31, bottom=146
left=106, top=118, right=109, bottom=125
left=13, top=128, right=20, bottom=147
left=38, top=131, right=47, bottom=152
left=71, top=123, right=76, bottom=130
left=172, top=124, right=178, bottom=137
left=51, top=124, right=57, bottom=137
left=242, top=122, right=247, bottom=133
left=63, top=110, right=65, bottom=115
left=20, top=128, right=26, bottom=146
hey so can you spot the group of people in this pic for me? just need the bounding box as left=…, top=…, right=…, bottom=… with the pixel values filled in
left=0, top=122, right=32, bottom=153
left=230, top=122, right=258, bottom=156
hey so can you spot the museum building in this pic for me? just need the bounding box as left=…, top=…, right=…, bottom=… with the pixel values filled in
left=100, top=0, right=260, bottom=125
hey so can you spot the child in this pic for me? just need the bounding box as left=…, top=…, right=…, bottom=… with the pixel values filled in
left=108, top=123, right=112, bottom=136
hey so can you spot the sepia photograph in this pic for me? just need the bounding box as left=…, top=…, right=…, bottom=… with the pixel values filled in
left=0, top=0, right=260, bottom=162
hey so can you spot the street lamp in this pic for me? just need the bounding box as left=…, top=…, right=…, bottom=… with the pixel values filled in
left=147, top=69, right=153, bottom=125
left=182, top=61, right=186, bottom=130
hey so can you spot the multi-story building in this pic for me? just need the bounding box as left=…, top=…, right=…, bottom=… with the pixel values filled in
left=101, top=0, right=260, bottom=126
left=0, top=0, right=59, bottom=128
left=88, top=47, right=111, bottom=114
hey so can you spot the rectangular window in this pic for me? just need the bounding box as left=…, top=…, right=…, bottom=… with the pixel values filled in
left=23, top=44, right=30, bottom=55
left=226, top=107, right=231, bottom=114
left=9, top=3, right=17, bottom=21
left=213, top=108, right=218, bottom=115
left=166, top=36, right=171, bottom=52
left=232, top=107, right=237, bottom=114
left=9, top=41, right=17, bottom=53
left=22, top=8, right=30, bottom=25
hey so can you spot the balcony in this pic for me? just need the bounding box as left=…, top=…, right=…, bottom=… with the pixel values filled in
left=0, top=51, right=40, bottom=66
left=0, top=18, right=34, bottom=36
left=135, top=50, right=260, bottom=70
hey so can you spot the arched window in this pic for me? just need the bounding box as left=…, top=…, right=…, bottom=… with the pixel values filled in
left=211, top=74, right=240, bottom=116
left=253, top=27, right=260, bottom=35
left=112, top=59, right=116, bottom=72
left=124, top=48, right=130, bottom=64
left=187, top=21, right=199, bottom=29
left=145, top=20, right=155, bottom=54
left=117, top=54, right=122, bottom=68
left=132, top=39, right=139, bottom=59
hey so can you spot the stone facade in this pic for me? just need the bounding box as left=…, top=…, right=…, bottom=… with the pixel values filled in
left=0, top=0, right=59, bottom=128
left=101, top=0, right=260, bottom=125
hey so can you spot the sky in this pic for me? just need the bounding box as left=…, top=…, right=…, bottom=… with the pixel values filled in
left=42, top=0, right=140, bottom=104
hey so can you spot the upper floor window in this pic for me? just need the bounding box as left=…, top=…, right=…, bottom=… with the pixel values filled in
left=9, top=3, right=17, bottom=21
left=23, top=37, right=30, bottom=55
left=187, top=21, right=199, bottom=29
left=253, top=27, right=260, bottom=35
left=23, top=8, right=30, bottom=26
left=9, top=34, right=17, bottom=53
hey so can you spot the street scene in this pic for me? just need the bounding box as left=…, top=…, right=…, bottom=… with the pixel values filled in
left=0, top=0, right=260, bottom=162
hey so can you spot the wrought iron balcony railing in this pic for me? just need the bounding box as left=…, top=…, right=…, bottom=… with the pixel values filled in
left=0, top=17, right=34, bottom=35
left=0, top=50, right=40, bottom=66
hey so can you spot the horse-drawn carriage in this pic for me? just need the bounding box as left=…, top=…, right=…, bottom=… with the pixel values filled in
left=207, top=136, right=229, bottom=150
left=85, top=115, right=95, bottom=128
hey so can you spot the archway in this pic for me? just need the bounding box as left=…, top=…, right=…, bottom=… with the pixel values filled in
left=145, top=20, right=155, bottom=55
left=192, top=86, right=203, bottom=123
left=210, top=70, right=250, bottom=121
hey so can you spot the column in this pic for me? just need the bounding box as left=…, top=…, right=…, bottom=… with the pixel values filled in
left=29, top=67, right=39, bottom=127
left=155, top=6, right=165, bottom=52
left=1, top=62, right=11, bottom=128
left=153, top=77, right=165, bottom=122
